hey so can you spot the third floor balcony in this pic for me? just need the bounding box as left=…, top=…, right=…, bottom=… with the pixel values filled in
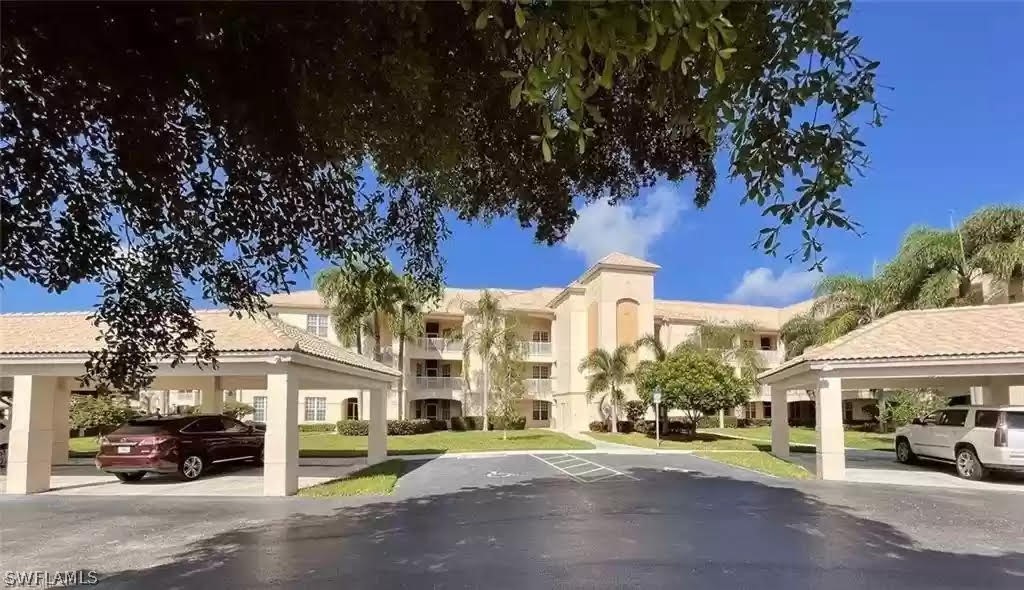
left=520, top=341, right=552, bottom=357
left=413, top=336, right=463, bottom=355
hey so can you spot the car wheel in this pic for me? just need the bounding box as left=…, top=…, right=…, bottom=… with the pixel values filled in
left=895, top=438, right=916, bottom=464
left=178, top=454, right=205, bottom=481
left=115, top=472, right=146, bottom=482
left=956, top=447, right=986, bottom=481
left=250, top=446, right=264, bottom=466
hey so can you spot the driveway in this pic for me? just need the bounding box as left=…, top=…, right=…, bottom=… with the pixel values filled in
left=2, top=452, right=1021, bottom=589
left=0, top=459, right=366, bottom=496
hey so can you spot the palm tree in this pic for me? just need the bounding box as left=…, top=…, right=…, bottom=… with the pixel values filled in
left=578, top=344, right=634, bottom=433
left=489, top=328, right=527, bottom=440
left=811, top=274, right=901, bottom=342
left=686, top=322, right=764, bottom=387
left=387, top=275, right=425, bottom=419
left=461, top=290, right=508, bottom=431
left=634, top=333, right=668, bottom=361
left=888, top=206, right=1024, bottom=308
left=779, top=313, right=824, bottom=359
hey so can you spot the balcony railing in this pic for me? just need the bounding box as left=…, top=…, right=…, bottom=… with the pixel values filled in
left=520, top=341, right=552, bottom=356
left=525, top=378, right=553, bottom=395
left=756, top=348, right=783, bottom=366
left=415, top=336, right=463, bottom=353
left=412, top=376, right=462, bottom=390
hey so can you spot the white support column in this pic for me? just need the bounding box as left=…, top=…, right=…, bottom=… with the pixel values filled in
left=7, top=376, right=57, bottom=494
left=367, top=386, right=388, bottom=465
left=198, top=377, right=223, bottom=414
left=770, top=385, right=790, bottom=459
left=51, top=382, right=72, bottom=465
left=815, top=377, right=846, bottom=480
left=161, top=390, right=171, bottom=414
left=263, top=372, right=299, bottom=496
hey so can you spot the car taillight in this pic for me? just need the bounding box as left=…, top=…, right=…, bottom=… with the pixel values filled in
left=140, top=436, right=175, bottom=449
left=995, top=425, right=1008, bottom=448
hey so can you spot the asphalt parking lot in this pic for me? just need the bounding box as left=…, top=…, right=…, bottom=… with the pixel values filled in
left=2, top=452, right=1022, bottom=589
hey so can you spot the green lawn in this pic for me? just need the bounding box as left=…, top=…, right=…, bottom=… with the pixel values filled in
left=693, top=451, right=812, bottom=479
left=705, top=426, right=895, bottom=451
left=588, top=432, right=812, bottom=479
left=71, top=429, right=592, bottom=458
left=297, top=459, right=406, bottom=497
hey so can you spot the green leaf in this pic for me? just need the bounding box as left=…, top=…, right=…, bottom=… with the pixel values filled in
left=474, top=9, right=489, bottom=30
left=659, top=36, right=679, bottom=71
left=545, top=128, right=559, bottom=139
left=599, top=51, right=615, bottom=90
left=718, top=47, right=737, bottom=60
left=683, top=26, right=702, bottom=52
left=577, top=135, right=586, bottom=154
left=509, top=81, right=523, bottom=109
left=515, top=6, right=526, bottom=28
left=567, top=119, right=581, bottom=132
left=541, top=138, right=552, bottom=162
left=715, top=55, right=725, bottom=83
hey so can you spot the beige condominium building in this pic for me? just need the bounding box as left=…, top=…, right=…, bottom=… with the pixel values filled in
left=249, top=252, right=880, bottom=431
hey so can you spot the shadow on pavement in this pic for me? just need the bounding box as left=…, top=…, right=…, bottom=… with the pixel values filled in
left=56, top=464, right=1023, bottom=589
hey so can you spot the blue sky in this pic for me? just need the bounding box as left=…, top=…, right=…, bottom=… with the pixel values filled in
left=3, top=2, right=1022, bottom=313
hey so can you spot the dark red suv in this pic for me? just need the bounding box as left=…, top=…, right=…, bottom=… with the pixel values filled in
left=95, top=414, right=265, bottom=482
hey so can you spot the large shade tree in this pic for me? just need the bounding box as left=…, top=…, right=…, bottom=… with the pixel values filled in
left=1, top=2, right=882, bottom=390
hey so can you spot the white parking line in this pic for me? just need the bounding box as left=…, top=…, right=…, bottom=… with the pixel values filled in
left=529, top=454, right=639, bottom=483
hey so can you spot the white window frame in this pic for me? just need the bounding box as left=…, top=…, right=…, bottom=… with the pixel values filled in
left=305, top=397, right=327, bottom=422
left=252, top=396, right=267, bottom=422
left=532, top=400, right=549, bottom=421
left=306, top=314, right=329, bottom=338
left=531, top=365, right=550, bottom=379
left=531, top=330, right=550, bottom=343
left=345, top=398, right=360, bottom=420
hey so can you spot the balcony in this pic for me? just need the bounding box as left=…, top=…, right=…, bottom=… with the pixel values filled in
left=412, top=376, right=462, bottom=390
left=524, top=378, right=553, bottom=396
left=756, top=348, right=784, bottom=367
left=520, top=341, right=552, bottom=357
left=414, top=336, right=463, bottom=354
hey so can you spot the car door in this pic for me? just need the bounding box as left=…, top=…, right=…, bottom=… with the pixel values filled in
left=910, top=411, right=943, bottom=457
left=932, top=409, right=970, bottom=460
left=183, top=416, right=230, bottom=462
left=219, top=417, right=258, bottom=460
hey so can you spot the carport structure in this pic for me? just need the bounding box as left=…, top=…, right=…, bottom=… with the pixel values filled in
left=0, top=310, right=399, bottom=495
left=759, top=303, right=1024, bottom=480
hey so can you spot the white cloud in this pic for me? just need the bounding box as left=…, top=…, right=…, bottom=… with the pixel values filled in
left=564, top=184, right=687, bottom=264
left=728, top=267, right=822, bottom=305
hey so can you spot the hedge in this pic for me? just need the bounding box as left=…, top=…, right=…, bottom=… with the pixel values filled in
left=588, top=420, right=632, bottom=433
left=299, top=423, right=337, bottom=433
left=429, top=419, right=449, bottom=431
left=335, top=419, right=435, bottom=436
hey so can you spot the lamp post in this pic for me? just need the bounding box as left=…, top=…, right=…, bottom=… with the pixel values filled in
left=653, top=387, right=663, bottom=447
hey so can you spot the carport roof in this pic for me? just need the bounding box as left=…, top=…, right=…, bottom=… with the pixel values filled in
left=0, top=310, right=400, bottom=376
left=760, top=302, right=1024, bottom=380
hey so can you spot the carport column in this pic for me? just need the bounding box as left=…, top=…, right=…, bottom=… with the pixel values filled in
left=769, top=385, right=790, bottom=458
left=367, top=386, right=388, bottom=465
left=263, top=372, right=299, bottom=496
left=51, top=381, right=72, bottom=465
left=198, top=377, right=223, bottom=414
left=815, top=377, right=846, bottom=481
left=7, top=376, right=57, bottom=494
left=976, top=379, right=1011, bottom=406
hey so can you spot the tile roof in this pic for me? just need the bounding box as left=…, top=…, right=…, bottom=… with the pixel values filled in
left=269, top=286, right=564, bottom=315
left=761, top=303, right=1024, bottom=378
left=593, top=252, right=661, bottom=269
left=0, top=310, right=399, bottom=377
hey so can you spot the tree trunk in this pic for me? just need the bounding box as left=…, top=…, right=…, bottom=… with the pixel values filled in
left=355, top=324, right=363, bottom=355
left=398, top=313, right=406, bottom=420
left=610, top=391, right=618, bottom=433
left=877, top=392, right=887, bottom=434
left=373, top=312, right=383, bottom=362
left=482, top=358, right=490, bottom=431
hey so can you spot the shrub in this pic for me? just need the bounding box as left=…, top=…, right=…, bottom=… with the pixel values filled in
left=696, top=415, right=738, bottom=429
left=222, top=399, right=255, bottom=420
left=633, top=420, right=651, bottom=435
left=450, top=416, right=467, bottom=431
left=615, top=420, right=633, bottom=434
left=429, top=419, right=449, bottom=431
left=387, top=419, right=434, bottom=435
left=336, top=419, right=369, bottom=436
left=736, top=418, right=771, bottom=428
left=299, top=423, right=336, bottom=433
left=461, top=416, right=485, bottom=430
left=491, top=415, right=526, bottom=431
left=589, top=421, right=608, bottom=433
left=624, top=400, right=647, bottom=423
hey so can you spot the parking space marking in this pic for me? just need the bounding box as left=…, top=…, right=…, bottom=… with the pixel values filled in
left=529, top=454, right=639, bottom=483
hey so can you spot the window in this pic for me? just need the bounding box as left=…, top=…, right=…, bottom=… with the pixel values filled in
left=441, top=364, right=452, bottom=378
left=221, top=417, right=249, bottom=433
left=306, top=314, right=329, bottom=338
left=745, top=402, right=758, bottom=419
left=425, top=321, right=440, bottom=336
left=742, top=339, right=754, bottom=349
left=764, top=402, right=772, bottom=419
left=974, top=410, right=1000, bottom=428
left=843, top=401, right=853, bottom=423
left=183, top=417, right=224, bottom=432
left=345, top=398, right=360, bottom=420
left=532, top=365, right=551, bottom=379
left=252, top=396, right=267, bottom=422
left=532, top=400, right=549, bottom=421
left=305, top=397, right=327, bottom=422
left=760, top=336, right=772, bottom=350
left=938, top=409, right=968, bottom=427
left=1005, top=412, right=1024, bottom=430
left=532, top=330, right=550, bottom=343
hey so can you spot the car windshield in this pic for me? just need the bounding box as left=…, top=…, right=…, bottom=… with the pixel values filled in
left=111, top=420, right=181, bottom=435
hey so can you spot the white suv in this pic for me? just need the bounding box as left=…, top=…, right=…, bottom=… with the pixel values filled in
left=895, top=406, right=1024, bottom=480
